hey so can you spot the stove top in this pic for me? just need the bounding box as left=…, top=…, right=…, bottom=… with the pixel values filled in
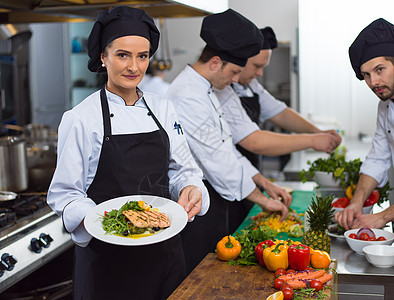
left=0, top=193, right=53, bottom=239
left=0, top=192, right=73, bottom=293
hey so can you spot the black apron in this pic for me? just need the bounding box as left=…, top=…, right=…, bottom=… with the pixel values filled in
left=235, top=85, right=261, bottom=168
left=73, top=87, right=186, bottom=300
left=181, top=179, right=252, bottom=275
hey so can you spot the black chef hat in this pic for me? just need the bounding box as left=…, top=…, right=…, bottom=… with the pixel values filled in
left=85, top=6, right=160, bottom=72
left=200, top=9, right=263, bottom=67
left=261, top=27, right=278, bottom=50
left=349, top=18, right=394, bottom=80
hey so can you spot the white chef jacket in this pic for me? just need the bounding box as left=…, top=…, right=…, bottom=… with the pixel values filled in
left=360, top=100, right=394, bottom=187
left=214, top=78, right=287, bottom=144
left=138, top=75, right=170, bottom=97
left=47, top=89, right=209, bottom=247
left=166, top=65, right=258, bottom=201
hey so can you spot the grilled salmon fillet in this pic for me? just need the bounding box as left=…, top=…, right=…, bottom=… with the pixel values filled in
left=123, top=210, right=171, bottom=228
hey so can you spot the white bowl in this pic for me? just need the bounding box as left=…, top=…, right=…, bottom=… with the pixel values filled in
left=344, top=228, right=394, bottom=255
left=363, top=245, right=394, bottom=268
left=314, top=171, right=341, bottom=188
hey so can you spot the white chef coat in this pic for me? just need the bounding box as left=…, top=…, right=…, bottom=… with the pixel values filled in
left=47, top=89, right=209, bottom=247
left=214, top=78, right=287, bottom=144
left=166, top=65, right=258, bottom=201
left=360, top=100, right=394, bottom=187
left=138, top=74, right=170, bottom=97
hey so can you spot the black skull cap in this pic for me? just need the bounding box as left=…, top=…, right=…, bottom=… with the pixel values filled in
left=86, top=6, right=160, bottom=72
left=349, top=18, right=394, bottom=80
left=200, top=9, right=263, bottom=67
left=260, top=27, right=278, bottom=50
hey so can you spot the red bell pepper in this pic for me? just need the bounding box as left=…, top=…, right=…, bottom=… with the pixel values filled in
left=288, top=243, right=310, bottom=271
left=255, top=240, right=276, bottom=267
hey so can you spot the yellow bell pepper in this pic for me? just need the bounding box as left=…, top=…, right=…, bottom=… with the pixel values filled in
left=263, top=243, right=288, bottom=271
left=346, top=185, right=356, bottom=200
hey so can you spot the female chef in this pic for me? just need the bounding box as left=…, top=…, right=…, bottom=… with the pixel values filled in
left=47, top=6, right=209, bottom=300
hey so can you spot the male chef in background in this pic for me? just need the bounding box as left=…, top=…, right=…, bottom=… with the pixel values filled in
left=336, top=18, right=394, bottom=230
left=214, top=26, right=341, bottom=168
left=167, top=9, right=290, bottom=274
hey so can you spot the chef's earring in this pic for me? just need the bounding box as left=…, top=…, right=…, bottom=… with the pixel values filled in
left=102, top=63, right=105, bottom=68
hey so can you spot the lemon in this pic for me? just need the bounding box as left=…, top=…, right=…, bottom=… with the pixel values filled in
left=266, top=291, right=284, bottom=300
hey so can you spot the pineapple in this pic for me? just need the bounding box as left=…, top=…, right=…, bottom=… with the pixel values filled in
left=302, top=195, right=334, bottom=253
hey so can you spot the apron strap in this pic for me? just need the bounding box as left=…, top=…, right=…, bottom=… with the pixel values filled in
left=100, top=86, right=112, bottom=138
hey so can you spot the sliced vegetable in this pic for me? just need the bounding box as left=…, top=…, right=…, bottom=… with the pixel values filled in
left=288, top=224, right=304, bottom=237
left=357, top=227, right=375, bottom=239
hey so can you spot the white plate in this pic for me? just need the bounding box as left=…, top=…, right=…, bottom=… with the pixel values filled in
left=84, top=195, right=187, bottom=246
left=327, top=224, right=346, bottom=239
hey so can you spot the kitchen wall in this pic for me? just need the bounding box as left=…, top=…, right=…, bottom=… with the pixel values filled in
left=299, top=0, right=394, bottom=139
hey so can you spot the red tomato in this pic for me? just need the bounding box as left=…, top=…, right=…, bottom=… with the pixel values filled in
left=359, top=232, right=370, bottom=241
left=377, top=236, right=387, bottom=241
left=368, top=236, right=377, bottom=241
left=309, top=279, right=323, bottom=291
left=274, top=268, right=287, bottom=278
left=364, top=190, right=380, bottom=207
left=274, top=278, right=285, bottom=290
left=349, top=233, right=358, bottom=239
left=286, top=269, right=296, bottom=274
left=282, top=288, right=294, bottom=300
left=281, top=283, right=293, bottom=292
left=332, top=197, right=350, bottom=208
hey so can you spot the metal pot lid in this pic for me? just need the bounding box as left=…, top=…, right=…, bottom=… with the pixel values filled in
left=0, top=191, right=17, bottom=201
left=0, top=136, right=25, bottom=145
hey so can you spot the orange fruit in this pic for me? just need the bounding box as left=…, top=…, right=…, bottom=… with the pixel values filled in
left=266, top=291, right=284, bottom=300
left=310, top=249, right=331, bottom=269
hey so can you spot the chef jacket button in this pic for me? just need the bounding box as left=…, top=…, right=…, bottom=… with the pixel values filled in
left=147, top=112, right=152, bottom=116
left=105, top=136, right=110, bottom=141
left=110, top=113, right=114, bottom=117
left=389, top=130, right=391, bottom=133
left=222, top=139, right=224, bottom=142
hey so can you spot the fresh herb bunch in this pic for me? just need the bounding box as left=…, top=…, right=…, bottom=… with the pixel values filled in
left=101, top=201, right=143, bottom=235
left=293, top=287, right=331, bottom=299
left=228, top=225, right=276, bottom=266
left=298, top=153, right=391, bottom=205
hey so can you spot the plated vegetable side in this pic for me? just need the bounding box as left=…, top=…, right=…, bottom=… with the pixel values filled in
left=101, top=200, right=171, bottom=238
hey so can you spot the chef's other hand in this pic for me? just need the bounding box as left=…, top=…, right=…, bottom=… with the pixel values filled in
left=266, top=184, right=292, bottom=207
left=334, top=202, right=363, bottom=230
left=259, top=177, right=293, bottom=207
left=352, top=212, right=387, bottom=229
left=311, top=133, right=340, bottom=153
left=263, top=199, right=289, bottom=221
left=178, top=185, right=202, bottom=221
left=322, top=129, right=342, bottom=148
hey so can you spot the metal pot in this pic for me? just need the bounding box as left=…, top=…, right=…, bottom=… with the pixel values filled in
left=26, top=141, right=57, bottom=192
left=0, top=136, right=28, bottom=192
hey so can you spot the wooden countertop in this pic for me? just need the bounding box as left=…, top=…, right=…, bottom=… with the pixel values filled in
left=169, top=253, right=337, bottom=299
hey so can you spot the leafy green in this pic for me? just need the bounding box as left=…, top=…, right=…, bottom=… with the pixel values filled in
left=298, top=153, right=392, bottom=205
left=228, top=225, right=276, bottom=266
left=293, top=287, right=331, bottom=299
left=288, top=224, right=304, bottom=237
left=101, top=201, right=144, bottom=235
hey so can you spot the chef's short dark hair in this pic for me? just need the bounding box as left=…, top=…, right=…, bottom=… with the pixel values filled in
left=385, top=56, right=394, bottom=65
left=198, top=46, right=228, bottom=68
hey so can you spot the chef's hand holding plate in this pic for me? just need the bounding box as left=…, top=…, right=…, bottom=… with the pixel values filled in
left=177, top=185, right=202, bottom=221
